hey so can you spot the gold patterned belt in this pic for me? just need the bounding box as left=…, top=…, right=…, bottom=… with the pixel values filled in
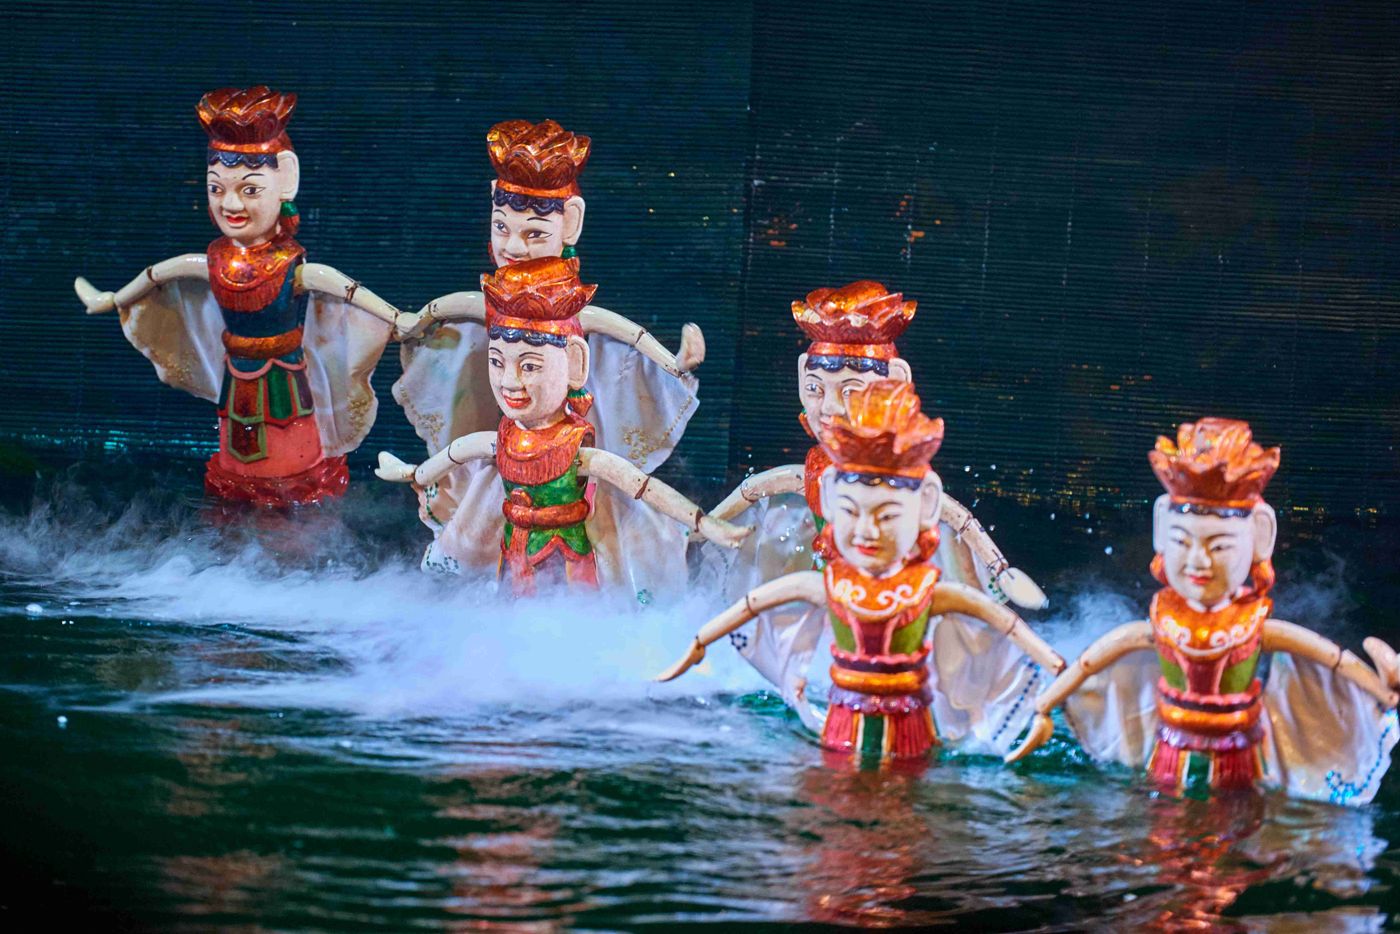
left=829, top=663, right=929, bottom=696
left=222, top=326, right=304, bottom=359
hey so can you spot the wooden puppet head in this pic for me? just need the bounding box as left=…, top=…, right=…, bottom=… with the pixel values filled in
left=793, top=281, right=916, bottom=439
left=487, top=119, right=590, bottom=266
left=482, top=256, right=596, bottom=428
left=1149, top=418, right=1281, bottom=607
left=198, top=86, right=301, bottom=245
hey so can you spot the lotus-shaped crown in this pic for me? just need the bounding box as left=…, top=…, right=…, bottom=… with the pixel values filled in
left=819, top=381, right=944, bottom=479
left=482, top=256, right=596, bottom=335
left=1149, top=418, right=1280, bottom=508
left=487, top=119, right=591, bottom=199
left=197, top=86, right=296, bottom=153
left=792, top=281, right=916, bottom=353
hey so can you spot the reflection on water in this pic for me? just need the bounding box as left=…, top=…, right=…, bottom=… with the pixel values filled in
left=0, top=468, right=1397, bottom=928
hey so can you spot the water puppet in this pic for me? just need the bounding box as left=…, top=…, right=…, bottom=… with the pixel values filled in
left=392, top=119, right=702, bottom=509
left=377, top=257, right=749, bottom=596
left=1006, top=419, right=1400, bottom=805
left=704, top=280, right=1044, bottom=609
left=658, top=381, right=1065, bottom=767
left=73, top=87, right=399, bottom=507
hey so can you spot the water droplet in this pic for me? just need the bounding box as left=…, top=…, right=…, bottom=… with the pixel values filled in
left=1086, top=527, right=1093, bottom=535
left=56, top=716, right=68, bottom=729
left=24, top=603, right=41, bottom=615
left=1104, top=546, right=1114, bottom=555
left=963, top=465, right=971, bottom=473
left=636, top=589, right=653, bottom=606
left=990, top=464, right=997, bottom=471
left=1050, top=513, right=1056, bottom=520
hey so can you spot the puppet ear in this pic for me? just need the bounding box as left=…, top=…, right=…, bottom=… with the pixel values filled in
left=817, top=463, right=840, bottom=523
left=566, top=335, right=590, bottom=388
left=888, top=356, right=913, bottom=383
left=1151, top=494, right=1172, bottom=555
left=1251, top=502, right=1278, bottom=562
left=796, top=353, right=810, bottom=387
left=278, top=151, right=301, bottom=202
left=562, top=196, right=586, bottom=245
left=919, top=471, right=944, bottom=530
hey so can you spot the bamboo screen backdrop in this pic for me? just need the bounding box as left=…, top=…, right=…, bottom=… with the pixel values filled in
left=3, top=1, right=1397, bottom=514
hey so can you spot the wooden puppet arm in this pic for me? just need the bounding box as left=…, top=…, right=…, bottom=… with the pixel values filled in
left=1263, top=620, right=1399, bottom=708
left=578, top=307, right=705, bottom=377
left=298, top=263, right=403, bottom=327
left=74, top=253, right=208, bottom=314
left=394, top=291, right=485, bottom=340
left=1003, top=620, right=1154, bottom=763
left=686, top=464, right=805, bottom=545
left=579, top=448, right=753, bottom=549
left=711, top=465, right=805, bottom=522
left=929, top=581, right=1066, bottom=675
left=654, top=570, right=826, bottom=682
left=374, top=431, right=497, bottom=487
left=940, top=494, right=1049, bottom=610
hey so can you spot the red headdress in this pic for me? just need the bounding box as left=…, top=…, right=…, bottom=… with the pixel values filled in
left=197, top=86, right=296, bottom=155
left=792, top=280, right=916, bottom=363
left=482, top=256, right=596, bottom=340
left=818, top=381, right=944, bottom=480
left=1149, top=418, right=1280, bottom=513
left=487, top=119, right=591, bottom=200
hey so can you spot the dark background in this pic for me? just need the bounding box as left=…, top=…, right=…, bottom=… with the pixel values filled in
left=3, top=0, right=1397, bottom=515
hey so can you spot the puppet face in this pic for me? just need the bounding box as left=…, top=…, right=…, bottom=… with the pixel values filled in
left=487, top=334, right=588, bottom=429
left=821, top=472, right=941, bottom=578
left=1153, top=500, right=1275, bottom=607
left=798, top=356, right=913, bottom=436
left=205, top=155, right=297, bottom=245
left=489, top=185, right=586, bottom=267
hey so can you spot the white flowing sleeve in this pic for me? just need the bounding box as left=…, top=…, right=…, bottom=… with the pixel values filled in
left=302, top=294, right=392, bottom=456
left=1260, top=653, right=1399, bottom=806
left=582, top=310, right=699, bottom=474
left=927, top=613, right=1050, bottom=757
left=117, top=279, right=225, bottom=402
left=1061, top=651, right=1162, bottom=769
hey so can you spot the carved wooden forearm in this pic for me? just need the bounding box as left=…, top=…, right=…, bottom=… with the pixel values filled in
left=1263, top=620, right=1399, bottom=708
left=654, top=570, right=825, bottom=682
left=941, top=494, right=1048, bottom=609
left=1002, top=620, right=1153, bottom=763
left=298, top=263, right=401, bottom=326
left=709, top=465, right=805, bottom=523
left=409, top=431, right=497, bottom=487
left=580, top=448, right=751, bottom=548
left=75, top=253, right=208, bottom=313
left=928, top=581, right=1065, bottom=674
left=578, top=306, right=690, bottom=377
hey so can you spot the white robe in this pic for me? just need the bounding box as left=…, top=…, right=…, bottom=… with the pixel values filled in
left=392, top=295, right=699, bottom=598
left=695, top=489, right=1047, bottom=755
left=117, top=276, right=391, bottom=456
left=1063, top=642, right=1399, bottom=806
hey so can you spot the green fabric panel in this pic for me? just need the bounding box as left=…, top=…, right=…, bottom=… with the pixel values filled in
left=1220, top=649, right=1261, bottom=695
left=1158, top=654, right=1186, bottom=690
left=266, top=368, right=294, bottom=421
left=888, top=607, right=931, bottom=656
left=502, top=462, right=592, bottom=558
left=829, top=612, right=855, bottom=653
left=858, top=714, right=884, bottom=759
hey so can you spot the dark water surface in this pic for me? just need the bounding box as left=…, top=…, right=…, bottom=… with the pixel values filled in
left=2, top=460, right=1398, bottom=931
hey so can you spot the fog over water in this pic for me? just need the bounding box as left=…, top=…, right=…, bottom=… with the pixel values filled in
left=1, top=466, right=1397, bottom=929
